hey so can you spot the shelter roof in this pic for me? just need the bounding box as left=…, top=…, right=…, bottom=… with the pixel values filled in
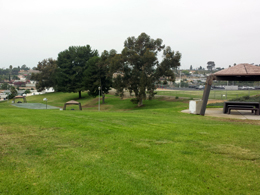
left=65, top=100, right=79, bottom=104
left=214, top=63, right=260, bottom=76
left=212, top=63, right=260, bottom=81
left=14, top=96, right=24, bottom=98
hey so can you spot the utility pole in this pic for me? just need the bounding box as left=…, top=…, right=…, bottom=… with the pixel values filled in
left=179, top=70, right=181, bottom=88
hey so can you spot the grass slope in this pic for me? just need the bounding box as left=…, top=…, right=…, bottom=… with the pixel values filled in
left=0, top=92, right=260, bottom=194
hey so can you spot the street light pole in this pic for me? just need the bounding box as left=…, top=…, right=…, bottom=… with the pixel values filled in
left=43, top=98, right=48, bottom=109
left=179, top=70, right=181, bottom=88
left=98, top=86, right=101, bottom=111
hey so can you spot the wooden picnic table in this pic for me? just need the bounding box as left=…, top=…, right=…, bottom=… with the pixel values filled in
left=223, top=101, right=260, bottom=115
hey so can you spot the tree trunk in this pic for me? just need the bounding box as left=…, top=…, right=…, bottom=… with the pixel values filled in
left=138, top=98, right=143, bottom=107
left=79, top=91, right=81, bottom=99
left=102, top=94, right=105, bottom=104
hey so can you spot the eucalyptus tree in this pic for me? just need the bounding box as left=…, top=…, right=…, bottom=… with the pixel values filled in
left=110, top=32, right=181, bottom=106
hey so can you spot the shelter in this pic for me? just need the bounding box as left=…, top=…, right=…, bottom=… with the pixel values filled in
left=200, top=63, right=260, bottom=115
left=63, top=100, right=82, bottom=110
left=13, top=96, right=27, bottom=103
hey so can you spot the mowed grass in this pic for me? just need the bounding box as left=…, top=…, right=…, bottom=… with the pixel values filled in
left=1, top=92, right=260, bottom=194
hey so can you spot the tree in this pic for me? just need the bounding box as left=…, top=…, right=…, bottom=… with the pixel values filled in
left=8, top=86, right=18, bottom=99
left=12, top=67, right=20, bottom=75
left=56, top=45, right=98, bottom=98
left=21, top=64, right=30, bottom=71
left=9, top=65, right=12, bottom=80
left=31, top=58, right=57, bottom=92
left=110, top=33, right=181, bottom=106
left=190, top=65, right=193, bottom=70
left=0, top=82, right=9, bottom=90
left=12, top=75, right=19, bottom=80
left=24, top=89, right=31, bottom=94
left=84, top=53, right=112, bottom=103
left=182, top=70, right=190, bottom=76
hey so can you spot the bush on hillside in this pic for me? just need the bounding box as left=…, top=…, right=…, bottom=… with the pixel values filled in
left=130, top=98, right=139, bottom=104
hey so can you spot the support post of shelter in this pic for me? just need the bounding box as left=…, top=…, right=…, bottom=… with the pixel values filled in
left=79, top=103, right=82, bottom=110
left=13, top=96, right=27, bottom=103
left=200, top=75, right=214, bottom=116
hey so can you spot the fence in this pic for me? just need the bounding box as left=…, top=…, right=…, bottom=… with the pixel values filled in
left=155, top=89, right=260, bottom=100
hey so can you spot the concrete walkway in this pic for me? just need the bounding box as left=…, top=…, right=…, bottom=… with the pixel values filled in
left=182, top=108, right=260, bottom=120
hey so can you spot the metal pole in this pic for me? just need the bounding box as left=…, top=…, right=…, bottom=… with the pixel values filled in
left=98, top=87, right=100, bottom=111
left=179, top=70, right=181, bottom=88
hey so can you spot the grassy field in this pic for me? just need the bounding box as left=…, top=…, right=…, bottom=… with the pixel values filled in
left=1, top=92, right=260, bottom=194
left=156, top=89, right=260, bottom=100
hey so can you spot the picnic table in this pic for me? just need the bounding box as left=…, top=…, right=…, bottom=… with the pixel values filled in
left=223, top=101, right=260, bottom=115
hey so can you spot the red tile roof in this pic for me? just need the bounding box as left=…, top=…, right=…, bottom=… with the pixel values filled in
left=66, top=100, right=79, bottom=104
left=214, top=63, right=260, bottom=76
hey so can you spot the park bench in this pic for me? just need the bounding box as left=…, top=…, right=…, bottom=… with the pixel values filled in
left=227, top=107, right=259, bottom=115
left=223, top=101, right=260, bottom=115
left=227, top=105, right=255, bottom=113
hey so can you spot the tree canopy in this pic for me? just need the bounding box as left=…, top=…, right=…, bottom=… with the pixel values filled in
left=7, top=86, right=18, bottom=99
left=56, top=45, right=98, bottom=98
left=31, top=58, right=57, bottom=92
left=84, top=53, right=112, bottom=103
left=110, top=33, right=181, bottom=106
left=0, top=83, right=9, bottom=90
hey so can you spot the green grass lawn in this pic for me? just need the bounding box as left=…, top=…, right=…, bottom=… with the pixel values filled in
left=1, top=92, right=260, bottom=194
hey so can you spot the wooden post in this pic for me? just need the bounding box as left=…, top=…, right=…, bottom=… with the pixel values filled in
left=200, top=75, right=214, bottom=116
left=79, top=103, right=82, bottom=110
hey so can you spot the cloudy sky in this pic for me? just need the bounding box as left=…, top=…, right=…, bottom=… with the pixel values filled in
left=1, top=0, right=260, bottom=70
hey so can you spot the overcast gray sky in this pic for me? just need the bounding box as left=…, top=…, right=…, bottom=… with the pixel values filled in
left=1, top=0, right=260, bottom=70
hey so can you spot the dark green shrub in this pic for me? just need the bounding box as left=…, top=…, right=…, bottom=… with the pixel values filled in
left=130, top=98, right=139, bottom=104
left=24, top=89, right=31, bottom=94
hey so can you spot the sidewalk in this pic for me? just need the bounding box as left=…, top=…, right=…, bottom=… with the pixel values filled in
left=181, top=108, right=260, bottom=120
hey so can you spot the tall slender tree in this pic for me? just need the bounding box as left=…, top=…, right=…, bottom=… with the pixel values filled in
left=9, top=65, right=12, bottom=81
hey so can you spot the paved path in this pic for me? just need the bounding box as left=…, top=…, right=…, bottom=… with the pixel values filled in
left=182, top=108, right=260, bottom=120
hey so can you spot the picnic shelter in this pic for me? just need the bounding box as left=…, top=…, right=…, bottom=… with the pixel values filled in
left=63, top=100, right=82, bottom=110
left=13, top=96, right=27, bottom=103
left=200, top=63, right=260, bottom=116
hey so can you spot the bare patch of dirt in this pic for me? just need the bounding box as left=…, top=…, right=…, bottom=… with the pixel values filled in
left=207, top=99, right=226, bottom=104
left=82, top=98, right=99, bottom=108
left=206, top=116, right=260, bottom=126
left=156, top=96, right=187, bottom=102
